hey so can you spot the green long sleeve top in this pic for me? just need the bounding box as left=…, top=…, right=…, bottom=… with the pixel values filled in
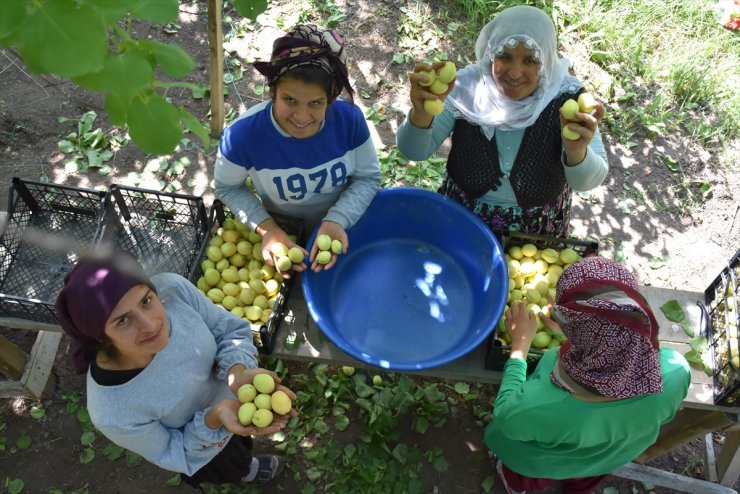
left=484, top=347, right=690, bottom=479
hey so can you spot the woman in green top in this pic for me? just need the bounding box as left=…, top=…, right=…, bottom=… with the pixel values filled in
left=487, top=256, right=690, bottom=494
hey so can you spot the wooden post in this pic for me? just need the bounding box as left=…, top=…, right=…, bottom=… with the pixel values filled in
left=635, top=408, right=736, bottom=463
left=207, top=0, right=224, bottom=137
left=716, top=426, right=740, bottom=487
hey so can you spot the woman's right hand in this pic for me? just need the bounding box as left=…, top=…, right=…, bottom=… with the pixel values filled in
left=408, top=61, right=455, bottom=128
left=505, top=301, right=538, bottom=360
left=255, top=219, right=308, bottom=277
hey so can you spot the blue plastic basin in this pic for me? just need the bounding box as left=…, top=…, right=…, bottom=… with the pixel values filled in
left=301, top=187, right=508, bottom=370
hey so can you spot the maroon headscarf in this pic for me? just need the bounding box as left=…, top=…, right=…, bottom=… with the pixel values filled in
left=55, top=251, right=155, bottom=374
left=252, top=24, right=353, bottom=102
left=553, top=256, right=663, bottom=398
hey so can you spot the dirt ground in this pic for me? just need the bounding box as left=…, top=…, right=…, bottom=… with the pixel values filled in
left=1, top=1, right=739, bottom=493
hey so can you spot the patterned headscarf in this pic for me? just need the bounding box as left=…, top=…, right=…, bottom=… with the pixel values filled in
left=446, top=5, right=576, bottom=140
left=253, top=24, right=353, bottom=102
left=55, top=251, right=156, bottom=374
left=552, top=256, right=663, bottom=399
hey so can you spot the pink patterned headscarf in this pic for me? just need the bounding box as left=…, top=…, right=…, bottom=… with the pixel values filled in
left=553, top=256, right=663, bottom=398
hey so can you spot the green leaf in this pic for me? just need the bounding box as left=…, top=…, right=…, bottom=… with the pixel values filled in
left=77, top=408, right=91, bottom=425
left=17, top=0, right=107, bottom=77
left=103, top=93, right=128, bottom=127
left=131, top=0, right=179, bottom=23
left=453, top=382, right=470, bottom=394
left=57, top=140, right=76, bottom=153
left=5, top=478, right=24, bottom=494
left=191, top=85, right=209, bottom=99
left=145, top=41, right=195, bottom=78
left=80, top=447, right=95, bottom=464
left=231, top=0, right=269, bottom=20
left=165, top=474, right=181, bottom=486
left=103, top=442, right=124, bottom=460
left=126, top=93, right=183, bottom=153
left=334, top=414, right=350, bottom=431
left=689, top=335, right=709, bottom=353
left=684, top=349, right=703, bottom=363
left=659, top=300, right=687, bottom=322
left=16, top=435, right=32, bottom=450
left=391, top=443, right=408, bottom=464
left=98, top=53, right=153, bottom=101
left=413, top=416, right=429, bottom=434
left=0, top=0, right=26, bottom=40
left=84, top=0, right=130, bottom=23
left=125, top=450, right=143, bottom=467
left=81, top=431, right=96, bottom=446
left=481, top=475, right=495, bottom=493
left=178, top=107, right=210, bottom=148
left=432, top=455, right=449, bottom=472
left=29, top=407, right=45, bottom=419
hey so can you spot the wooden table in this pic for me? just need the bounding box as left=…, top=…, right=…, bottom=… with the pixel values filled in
left=271, top=281, right=740, bottom=492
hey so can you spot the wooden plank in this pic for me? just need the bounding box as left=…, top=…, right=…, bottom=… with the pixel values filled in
left=613, top=462, right=738, bottom=494
left=207, top=0, right=224, bottom=137
left=20, top=331, right=61, bottom=399
left=641, top=286, right=703, bottom=344
left=705, top=432, right=720, bottom=482
left=0, top=317, right=63, bottom=332
left=273, top=285, right=738, bottom=409
left=0, top=333, right=28, bottom=380
left=274, top=296, right=503, bottom=383
left=0, top=380, right=26, bottom=399
left=717, top=427, right=740, bottom=487
left=636, top=408, right=737, bottom=463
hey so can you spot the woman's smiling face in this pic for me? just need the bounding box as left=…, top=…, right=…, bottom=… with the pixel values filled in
left=492, top=43, right=541, bottom=101
left=271, top=77, right=329, bottom=138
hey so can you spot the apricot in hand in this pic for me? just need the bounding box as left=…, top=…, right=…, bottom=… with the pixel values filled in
left=423, top=98, right=444, bottom=116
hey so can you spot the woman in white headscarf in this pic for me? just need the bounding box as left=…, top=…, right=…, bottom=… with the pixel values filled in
left=396, top=5, right=608, bottom=237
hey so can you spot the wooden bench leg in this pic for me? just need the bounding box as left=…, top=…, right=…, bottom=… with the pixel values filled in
left=716, top=426, right=740, bottom=487
left=0, top=331, right=61, bottom=400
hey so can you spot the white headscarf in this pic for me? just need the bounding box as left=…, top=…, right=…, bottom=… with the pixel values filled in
left=446, top=6, right=575, bottom=139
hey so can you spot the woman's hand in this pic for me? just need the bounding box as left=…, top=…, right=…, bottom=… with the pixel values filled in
left=210, top=397, right=298, bottom=437
left=255, top=218, right=308, bottom=277
left=309, top=220, right=347, bottom=272
left=228, top=367, right=283, bottom=395
left=560, top=98, right=605, bottom=166
left=505, top=301, right=538, bottom=360
left=408, top=61, right=455, bottom=129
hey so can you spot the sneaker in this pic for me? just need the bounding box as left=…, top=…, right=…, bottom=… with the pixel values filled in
left=496, top=459, right=526, bottom=494
left=244, top=454, right=284, bottom=484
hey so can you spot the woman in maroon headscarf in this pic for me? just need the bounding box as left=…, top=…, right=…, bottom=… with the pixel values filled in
left=55, top=251, right=296, bottom=487
left=485, top=256, right=690, bottom=494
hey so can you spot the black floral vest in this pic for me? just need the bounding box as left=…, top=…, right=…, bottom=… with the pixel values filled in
left=446, top=90, right=582, bottom=209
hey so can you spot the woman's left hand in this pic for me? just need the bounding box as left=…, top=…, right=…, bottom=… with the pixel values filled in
left=216, top=398, right=298, bottom=437
left=560, top=99, right=605, bottom=166
left=229, top=367, right=282, bottom=395
left=309, top=220, right=347, bottom=272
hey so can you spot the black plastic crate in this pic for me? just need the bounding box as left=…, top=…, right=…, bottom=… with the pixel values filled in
left=0, top=177, right=106, bottom=324
left=191, top=200, right=304, bottom=354
left=484, top=232, right=599, bottom=373
left=701, top=248, right=740, bottom=407
left=100, top=184, right=209, bottom=280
